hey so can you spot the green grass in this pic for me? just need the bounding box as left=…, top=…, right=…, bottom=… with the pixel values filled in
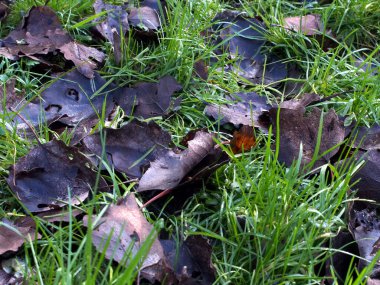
left=0, top=0, right=379, bottom=284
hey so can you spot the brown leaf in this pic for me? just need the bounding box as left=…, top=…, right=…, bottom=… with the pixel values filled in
left=82, top=120, right=171, bottom=178
left=351, top=124, right=380, bottom=150
left=0, top=6, right=105, bottom=78
left=0, top=219, right=38, bottom=256
left=269, top=101, right=345, bottom=169
left=137, top=130, right=215, bottom=191
left=7, top=140, right=107, bottom=212
left=0, top=78, right=19, bottom=112
left=83, top=193, right=167, bottom=283
left=284, top=14, right=324, bottom=36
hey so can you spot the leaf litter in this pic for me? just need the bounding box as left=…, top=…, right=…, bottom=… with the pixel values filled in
left=1, top=2, right=380, bottom=284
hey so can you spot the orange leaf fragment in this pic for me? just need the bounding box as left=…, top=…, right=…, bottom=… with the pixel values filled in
left=230, top=125, right=256, bottom=154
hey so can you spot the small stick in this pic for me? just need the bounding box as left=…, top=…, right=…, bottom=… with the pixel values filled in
left=142, top=188, right=174, bottom=208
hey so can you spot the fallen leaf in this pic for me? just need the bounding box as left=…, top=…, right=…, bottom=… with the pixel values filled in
left=349, top=207, right=380, bottom=277
left=128, top=6, right=160, bottom=31
left=230, top=125, right=256, bottom=154
left=93, top=0, right=129, bottom=65
left=0, top=78, right=18, bottom=112
left=14, top=70, right=118, bottom=143
left=130, top=75, right=182, bottom=118
left=350, top=150, right=380, bottom=202
left=137, top=130, right=215, bottom=191
left=7, top=140, right=107, bottom=212
left=0, top=219, right=38, bottom=256
left=205, top=92, right=271, bottom=129
left=161, top=236, right=216, bottom=285
left=82, top=120, right=171, bottom=178
left=323, top=231, right=359, bottom=284
left=284, top=14, right=324, bottom=36
left=83, top=193, right=167, bottom=283
left=350, top=124, right=380, bottom=150
left=0, top=0, right=9, bottom=22
left=269, top=98, right=345, bottom=168
left=208, top=11, right=291, bottom=85
left=0, top=6, right=105, bottom=78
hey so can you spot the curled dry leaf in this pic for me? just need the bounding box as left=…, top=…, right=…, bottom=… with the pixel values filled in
left=205, top=92, right=271, bottom=129
left=7, top=140, right=107, bottom=212
left=82, top=120, right=171, bottom=178
left=137, top=130, right=215, bottom=191
left=269, top=95, right=345, bottom=168
left=0, top=6, right=105, bottom=78
left=83, top=193, right=167, bottom=283
left=0, top=0, right=9, bottom=22
left=0, top=219, right=38, bottom=256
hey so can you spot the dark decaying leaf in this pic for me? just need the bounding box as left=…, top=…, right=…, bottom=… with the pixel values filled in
left=350, top=150, right=380, bottom=202
left=323, top=231, right=359, bottom=284
left=349, top=207, right=380, bottom=278
left=7, top=140, right=107, bottom=212
left=0, top=78, right=18, bottom=112
left=350, top=124, right=380, bottom=150
left=93, top=0, right=129, bottom=65
left=0, top=0, right=9, bottom=22
left=137, top=130, right=215, bottom=191
left=82, top=120, right=171, bottom=178
left=208, top=11, right=291, bottom=85
left=0, top=6, right=105, bottom=78
left=129, top=75, right=182, bottom=118
left=14, top=70, right=118, bottom=142
left=161, top=236, right=216, bottom=285
left=0, top=219, right=38, bottom=257
left=83, top=193, right=167, bottom=283
left=269, top=95, right=345, bottom=168
left=205, top=92, right=271, bottom=129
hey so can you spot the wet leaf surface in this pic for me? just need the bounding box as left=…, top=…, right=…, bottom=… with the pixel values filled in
left=82, top=120, right=171, bottom=178
left=205, top=92, right=271, bottom=129
left=83, top=193, right=167, bottom=283
left=7, top=140, right=107, bottom=212
left=0, top=6, right=105, bottom=78
left=137, top=130, right=215, bottom=191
